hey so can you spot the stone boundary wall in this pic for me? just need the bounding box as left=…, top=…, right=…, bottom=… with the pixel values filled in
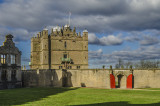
left=134, top=70, right=160, bottom=88
left=22, top=69, right=62, bottom=87
left=67, top=69, right=110, bottom=88
left=22, top=69, right=160, bottom=88
left=22, top=69, right=110, bottom=88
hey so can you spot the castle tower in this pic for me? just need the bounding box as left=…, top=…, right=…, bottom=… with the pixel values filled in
left=82, top=29, right=88, bottom=67
left=30, top=33, right=41, bottom=69
left=30, top=25, right=88, bottom=69
left=40, top=28, right=49, bottom=69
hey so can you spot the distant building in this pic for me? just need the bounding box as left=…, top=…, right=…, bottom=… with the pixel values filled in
left=0, top=34, right=21, bottom=89
left=30, top=25, right=88, bottom=69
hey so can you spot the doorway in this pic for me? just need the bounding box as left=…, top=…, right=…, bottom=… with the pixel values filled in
left=116, top=74, right=126, bottom=88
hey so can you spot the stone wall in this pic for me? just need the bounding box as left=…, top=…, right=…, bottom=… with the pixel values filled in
left=22, top=69, right=62, bottom=87
left=66, top=69, right=110, bottom=88
left=22, top=69, right=110, bottom=88
left=134, top=70, right=160, bottom=88
left=22, top=69, right=160, bottom=88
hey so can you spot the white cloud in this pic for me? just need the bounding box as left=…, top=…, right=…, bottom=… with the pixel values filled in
left=0, top=27, right=38, bottom=42
left=140, top=35, right=160, bottom=45
left=88, top=33, right=99, bottom=44
left=89, top=49, right=103, bottom=59
left=99, top=35, right=123, bottom=45
left=88, top=33, right=123, bottom=46
left=0, top=0, right=160, bottom=32
left=89, top=45, right=160, bottom=68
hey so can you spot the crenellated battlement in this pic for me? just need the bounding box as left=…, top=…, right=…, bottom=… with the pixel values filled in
left=32, top=25, right=88, bottom=41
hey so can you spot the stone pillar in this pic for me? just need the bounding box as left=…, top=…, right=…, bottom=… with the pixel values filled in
left=109, top=65, right=113, bottom=75
left=7, top=54, right=11, bottom=66
left=130, top=65, right=133, bottom=74
left=16, top=68, right=21, bottom=81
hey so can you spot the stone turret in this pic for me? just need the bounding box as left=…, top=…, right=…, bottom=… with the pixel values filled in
left=42, top=28, right=48, bottom=38
left=83, top=29, right=88, bottom=41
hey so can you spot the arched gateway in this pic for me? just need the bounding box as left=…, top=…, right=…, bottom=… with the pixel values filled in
left=116, top=74, right=126, bottom=88
left=110, top=70, right=133, bottom=89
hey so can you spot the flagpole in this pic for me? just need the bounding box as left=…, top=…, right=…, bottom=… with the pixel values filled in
left=69, top=12, right=71, bottom=26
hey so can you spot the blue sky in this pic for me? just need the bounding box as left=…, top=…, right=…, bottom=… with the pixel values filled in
left=0, top=0, right=160, bottom=69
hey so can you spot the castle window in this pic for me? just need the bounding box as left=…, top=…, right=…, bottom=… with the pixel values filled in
left=1, top=54, right=6, bottom=64
left=11, top=70, right=16, bottom=81
left=64, top=41, right=67, bottom=48
left=64, top=54, right=67, bottom=58
left=1, top=70, right=7, bottom=81
left=59, top=66, right=63, bottom=69
left=77, top=66, right=80, bottom=69
left=68, top=66, right=72, bottom=69
left=11, top=55, right=15, bottom=64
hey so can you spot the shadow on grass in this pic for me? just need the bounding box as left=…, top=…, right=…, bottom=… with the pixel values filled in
left=71, top=101, right=160, bottom=106
left=0, top=87, right=78, bottom=105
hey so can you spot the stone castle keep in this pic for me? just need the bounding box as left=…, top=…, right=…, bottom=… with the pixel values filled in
left=1, top=25, right=160, bottom=89
left=30, top=25, right=88, bottom=70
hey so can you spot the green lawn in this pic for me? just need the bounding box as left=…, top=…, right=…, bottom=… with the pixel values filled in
left=0, top=87, right=160, bottom=106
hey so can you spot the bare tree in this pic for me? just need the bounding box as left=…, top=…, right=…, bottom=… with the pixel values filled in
left=125, top=61, right=132, bottom=69
left=118, top=58, right=124, bottom=69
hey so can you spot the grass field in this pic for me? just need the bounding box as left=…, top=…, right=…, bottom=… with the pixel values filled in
left=0, top=87, right=160, bottom=106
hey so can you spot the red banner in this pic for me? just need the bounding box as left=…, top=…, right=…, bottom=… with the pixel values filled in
left=110, top=74, right=115, bottom=88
